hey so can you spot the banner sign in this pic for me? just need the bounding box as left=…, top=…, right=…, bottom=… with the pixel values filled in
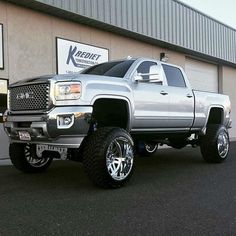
left=56, top=37, right=109, bottom=74
left=0, top=24, right=3, bottom=69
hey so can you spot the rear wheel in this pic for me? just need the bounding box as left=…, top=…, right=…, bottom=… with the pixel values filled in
left=200, top=125, right=230, bottom=163
left=9, top=143, right=53, bottom=173
left=83, top=127, right=134, bottom=188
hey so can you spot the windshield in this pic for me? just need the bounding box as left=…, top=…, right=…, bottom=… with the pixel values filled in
left=81, top=60, right=135, bottom=78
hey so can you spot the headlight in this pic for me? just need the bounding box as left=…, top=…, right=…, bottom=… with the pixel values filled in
left=55, top=82, right=81, bottom=101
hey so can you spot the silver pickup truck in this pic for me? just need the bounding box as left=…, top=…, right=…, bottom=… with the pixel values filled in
left=3, top=58, right=232, bottom=188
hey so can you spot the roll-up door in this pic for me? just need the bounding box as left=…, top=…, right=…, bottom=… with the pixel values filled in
left=185, top=58, right=218, bottom=93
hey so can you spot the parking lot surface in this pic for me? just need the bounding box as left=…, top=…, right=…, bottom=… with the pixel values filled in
left=0, top=143, right=235, bottom=236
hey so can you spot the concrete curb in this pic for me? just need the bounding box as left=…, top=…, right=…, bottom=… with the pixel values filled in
left=0, top=159, right=12, bottom=166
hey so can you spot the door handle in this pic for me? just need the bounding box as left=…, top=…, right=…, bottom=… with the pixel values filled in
left=160, top=91, right=168, bottom=95
left=186, top=94, right=193, bottom=98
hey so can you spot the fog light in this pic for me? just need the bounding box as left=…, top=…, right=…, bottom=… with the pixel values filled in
left=64, top=117, right=72, bottom=125
left=3, top=115, right=7, bottom=123
left=57, top=115, right=74, bottom=129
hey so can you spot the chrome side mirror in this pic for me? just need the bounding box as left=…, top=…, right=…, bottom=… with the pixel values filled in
left=134, top=74, right=144, bottom=82
left=134, top=73, right=163, bottom=83
left=149, top=65, right=163, bottom=83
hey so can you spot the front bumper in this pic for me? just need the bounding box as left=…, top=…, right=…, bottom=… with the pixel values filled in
left=4, top=106, right=93, bottom=148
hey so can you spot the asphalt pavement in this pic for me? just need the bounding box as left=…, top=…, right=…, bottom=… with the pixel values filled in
left=0, top=143, right=235, bottom=236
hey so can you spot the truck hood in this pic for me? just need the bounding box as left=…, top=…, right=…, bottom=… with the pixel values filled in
left=9, top=73, right=126, bottom=87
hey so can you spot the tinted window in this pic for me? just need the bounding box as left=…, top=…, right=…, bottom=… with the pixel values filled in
left=81, top=60, right=135, bottom=78
left=137, top=61, right=157, bottom=80
left=162, top=64, right=186, bottom=87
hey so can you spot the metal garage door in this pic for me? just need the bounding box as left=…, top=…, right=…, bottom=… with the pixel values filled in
left=185, top=58, right=218, bottom=93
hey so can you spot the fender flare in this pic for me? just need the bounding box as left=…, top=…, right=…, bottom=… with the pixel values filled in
left=91, top=95, right=134, bottom=131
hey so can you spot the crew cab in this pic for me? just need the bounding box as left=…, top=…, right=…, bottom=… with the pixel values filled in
left=3, top=58, right=232, bottom=188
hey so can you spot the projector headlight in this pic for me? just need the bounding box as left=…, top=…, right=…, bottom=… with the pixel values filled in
left=55, top=82, right=81, bottom=101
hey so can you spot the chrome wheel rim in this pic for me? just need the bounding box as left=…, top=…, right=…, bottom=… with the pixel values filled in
left=217, top=132, right=229, bottom=158
left=106, top=137, right=134, bottom=181
left=25, top=145, right=51, bottom=168
left=145, top=143, right=158, bottom=153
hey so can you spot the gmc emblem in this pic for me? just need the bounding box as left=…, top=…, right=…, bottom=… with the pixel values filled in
left=16, top=92, right=34, bottom=100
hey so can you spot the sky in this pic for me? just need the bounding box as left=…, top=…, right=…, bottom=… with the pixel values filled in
left=180, top=0, right=236, bottom=29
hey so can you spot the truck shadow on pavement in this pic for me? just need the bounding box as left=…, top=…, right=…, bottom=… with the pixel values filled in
left=0, top=145, right=233, bottom=192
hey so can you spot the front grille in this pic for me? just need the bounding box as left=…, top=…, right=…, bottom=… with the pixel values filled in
left=10, top=83, right=50, bottom=112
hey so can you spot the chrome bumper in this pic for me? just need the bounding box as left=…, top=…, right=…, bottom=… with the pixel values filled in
left=4, top=106, right=93, bottom=148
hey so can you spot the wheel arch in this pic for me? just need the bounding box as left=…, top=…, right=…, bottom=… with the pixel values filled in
left=91, top=95, right=132, bottom=131
left=200, top=106, right=224, bottom=135
left=206, top=106, right=224, bottom=126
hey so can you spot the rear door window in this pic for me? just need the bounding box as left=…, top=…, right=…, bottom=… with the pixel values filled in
left=162, top=64, right=186, bottom=88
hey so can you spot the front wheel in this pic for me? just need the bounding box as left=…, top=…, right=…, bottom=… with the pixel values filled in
left=83, top=127, right=134, bottom=188
left=200, top=125, right=230, bottom=163
left=9, top=143, right=53, bottom=173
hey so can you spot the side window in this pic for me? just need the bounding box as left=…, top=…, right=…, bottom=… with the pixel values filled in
left=162, top=64, right=186, bottom=88
left=136, top=61, right=157, bottom=81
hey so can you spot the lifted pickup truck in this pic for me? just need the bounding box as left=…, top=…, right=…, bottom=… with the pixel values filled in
left=3, top=58, right=232, bottom=188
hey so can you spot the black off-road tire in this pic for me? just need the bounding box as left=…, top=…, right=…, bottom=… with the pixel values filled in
left=83, top=127, right=134, bottom=188
left=200, top=125, right=230, bottom=163
left=9, top=143, right=53, bottom=173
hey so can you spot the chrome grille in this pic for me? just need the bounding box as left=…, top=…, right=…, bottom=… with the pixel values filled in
left=10, top=83, right=50, bottom=112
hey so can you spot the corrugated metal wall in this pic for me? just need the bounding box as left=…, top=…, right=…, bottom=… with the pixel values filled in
left=17, top=0, right=236, bottom=64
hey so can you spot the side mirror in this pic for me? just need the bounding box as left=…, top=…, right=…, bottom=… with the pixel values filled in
left=149, top=65, right=163, bottom=83
left=134, top=74, right=144, bottom=82
left=134, top=73, right=163, bottom=83
left=149, top=76, right=163, bottom=83
left=134, top=65, right=164, bottom=84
